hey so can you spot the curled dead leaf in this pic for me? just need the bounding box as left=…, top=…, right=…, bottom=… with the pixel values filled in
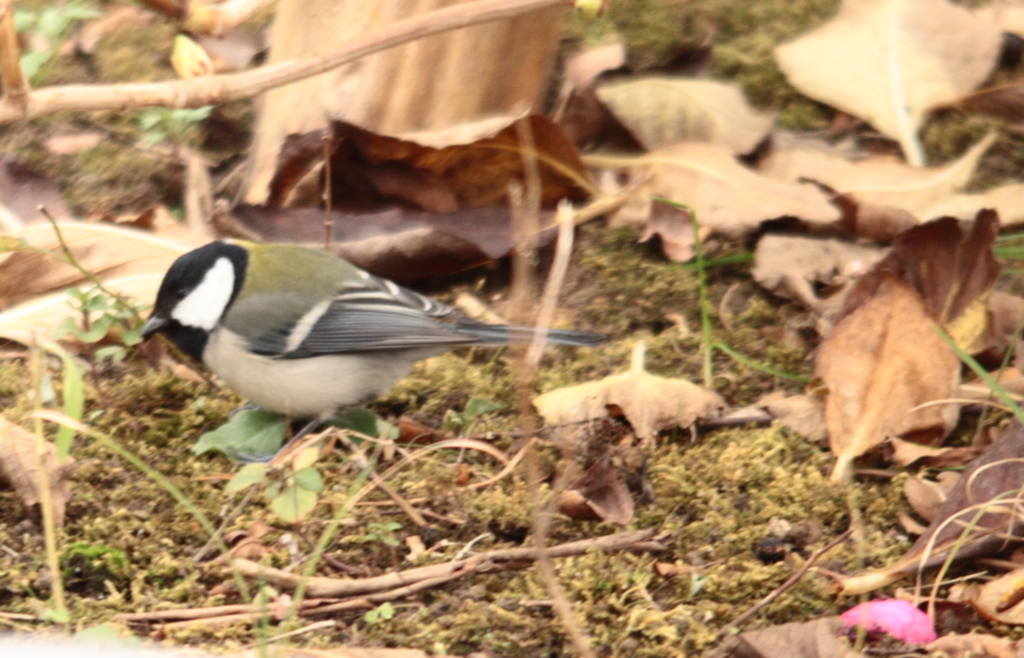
left=0, top=416, right=74, bottom=528
left=533, top=342, right=725, bottom=440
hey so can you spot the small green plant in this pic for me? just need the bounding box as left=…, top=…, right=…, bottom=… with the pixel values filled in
left=54, top=286, right=146, bottom=364
left=139, top=106, right=213, bottom=146
left=224, top=446, right=324, bottom=523
left=363, top=601, right=395, bottom=625
left=14, top=1, right=100, bottom=82
left=441, top=397, right=503, bottom=434
left=363, top=522, right=402, bottom=548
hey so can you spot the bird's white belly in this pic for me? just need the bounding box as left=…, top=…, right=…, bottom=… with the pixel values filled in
left=203, top=328, right=425, bottom=418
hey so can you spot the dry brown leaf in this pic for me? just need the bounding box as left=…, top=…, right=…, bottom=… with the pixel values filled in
left=639, top=199, right=696, bottom=262
left=533, top=342, right=725, bottom=440
left=775, top=0, right=1002, bottom=165
left=841, top=424, right=1024, bottom=594
left=955, top=83, right=1024, bottom=122
left=707, top=617, right=860, bottom=658
left=594, top=77, right=774, bottom=154
left=264, top=116, right=590, bottom=212
left=0, top=159, right=72, bottom=231
left=889, top=438, right=980, bottom=469
left=0, top=223, right=192, bottom=344
left=903, top=471, right=959, bottom=522
left=974, top=2, right=1024, bottom=36
left=757, top=392, right=827, bottom=443
left=925, top=632, right=1019, bottom=658
left=816, top=275, right=960, bottom=484
left=760, top=134, right=1013, bottom=226
left=751, top=234, right=885, bottom=322
left=594, top=143, right=840, bottom=238
left=554, top=454, right=634, bottom=524
left=0, top=416, right=74, bottom=528
left=839, top=213, right=1000, bottom=352
left=969, top=568, right=1024, bottom=625
left=224, top=205, right=558, bottom=284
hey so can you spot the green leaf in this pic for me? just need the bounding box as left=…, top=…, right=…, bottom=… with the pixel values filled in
left=19, top=50, right=50, bottom=81
left=328, top=407, right=384, bottom=438
left=263, top=481, right=281, bottom=501
left=120, top=329, right=142, bottom=347
left=77, top=314, right=114, bottom=343
left=293, top=466, right=323, bottom=492
left=93, top=345, right=127, bottom=365
left=464, top=397, right=502, bottom=419
left=42, top=607, right=70, bottom=624
left=138, top=111, right=163, bottom=131
left=364, top=602, right=394, bottom=624
left=225, top=463, right=267, bottom=493
left=192, top=410, right=287, bottom=458
left=53, top=316, right=80, bottom=340
left=269, top=484, right=317, bottom=522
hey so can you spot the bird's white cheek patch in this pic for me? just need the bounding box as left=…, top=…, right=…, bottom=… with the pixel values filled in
left=171, top=257, right=235, bottom=330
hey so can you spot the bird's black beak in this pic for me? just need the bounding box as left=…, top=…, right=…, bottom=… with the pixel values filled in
left=141, top=314, right=169, bottom=339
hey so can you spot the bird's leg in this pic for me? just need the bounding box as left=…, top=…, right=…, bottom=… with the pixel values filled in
left=266, top=411, right=335, bottom=462
left=228, top=401, right=261, bottom=418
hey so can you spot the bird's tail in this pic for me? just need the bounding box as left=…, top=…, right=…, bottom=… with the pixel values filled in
left=453, top=323, right=606, bottom=347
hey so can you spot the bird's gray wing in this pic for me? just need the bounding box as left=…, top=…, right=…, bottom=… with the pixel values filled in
left=246, top=285, right=476, bottom=358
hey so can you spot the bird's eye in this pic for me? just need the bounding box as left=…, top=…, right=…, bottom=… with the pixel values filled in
left=176, top=289, right=189, bottom=300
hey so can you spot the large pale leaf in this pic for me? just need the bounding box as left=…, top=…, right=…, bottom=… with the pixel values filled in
left=594, top=77, right=774, bottom=154
left=591, top=143, right=840, bottom=237
left=0, top=223, right=191, bottom=344
left=775, top=0, right=1001, bottom=165
left=761, top=133, right=1024, bottom=226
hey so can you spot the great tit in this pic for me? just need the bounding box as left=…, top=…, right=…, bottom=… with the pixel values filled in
left=141, top=240, right=603, bottom=421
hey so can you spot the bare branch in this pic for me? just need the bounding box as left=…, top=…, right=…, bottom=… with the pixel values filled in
left=0, top=0, right=565, bottom=125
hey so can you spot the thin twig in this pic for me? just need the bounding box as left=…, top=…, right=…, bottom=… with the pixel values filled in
left=526, top=201, right=576, bottom=366
left=511, top=114, right=596, bottom=658
left=719, top=529, right=853, bottom=638
left=29, top=338, right=67, bottom=625
left=322, top=134, right=333, bottom=251
left=225, top=529, right=661, bottom=598
left=0, top=0, right=564, bottom=124
left=37, top=206, right=143, bottom=321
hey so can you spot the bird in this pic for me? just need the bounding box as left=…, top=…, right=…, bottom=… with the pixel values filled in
left=141, top=239, right=603, bottom=426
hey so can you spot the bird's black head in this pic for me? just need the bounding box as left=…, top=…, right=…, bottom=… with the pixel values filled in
left=141, top=240, right=248, bottom=361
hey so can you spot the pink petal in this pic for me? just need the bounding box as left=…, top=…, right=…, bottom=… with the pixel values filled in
left=840, top=600, right=937, bottom=645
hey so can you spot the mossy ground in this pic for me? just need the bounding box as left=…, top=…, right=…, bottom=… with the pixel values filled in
left=2, top=0, right=1023, bottom=655
left=1, top=223, right=912, bottom=656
